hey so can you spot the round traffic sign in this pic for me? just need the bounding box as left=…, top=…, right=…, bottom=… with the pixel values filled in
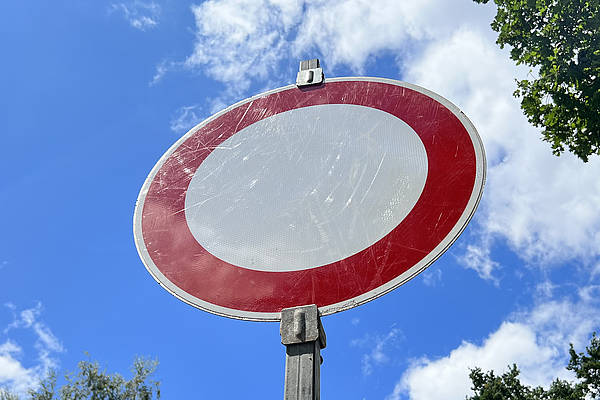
left=133, top=77, right=486, bottom=321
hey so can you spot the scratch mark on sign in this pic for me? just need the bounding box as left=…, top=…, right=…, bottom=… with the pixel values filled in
left=360, top=151, right=387, bottom=204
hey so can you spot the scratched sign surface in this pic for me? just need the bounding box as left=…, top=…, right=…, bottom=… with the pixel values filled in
left=133, top=78, right=486, bottom=321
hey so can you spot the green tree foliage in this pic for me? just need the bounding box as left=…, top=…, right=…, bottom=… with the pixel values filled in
left=467, top=333, right=600, bottom=399
left=474, top=0, right=600, bottom=161
left=0, top=357, right=160, bottom=400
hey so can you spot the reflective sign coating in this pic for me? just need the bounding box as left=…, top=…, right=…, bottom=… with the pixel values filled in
left=133, top=78, right=486, bottom=321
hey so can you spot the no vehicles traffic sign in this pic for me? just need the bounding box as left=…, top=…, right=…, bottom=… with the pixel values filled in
left=133, top=77, right=486, bottom=321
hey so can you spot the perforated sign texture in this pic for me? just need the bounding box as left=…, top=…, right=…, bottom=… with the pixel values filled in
left=133, top=77, right=486, bottom=321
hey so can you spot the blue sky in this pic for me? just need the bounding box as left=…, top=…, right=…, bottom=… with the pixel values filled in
left=2, top=1, right=600, bottom=399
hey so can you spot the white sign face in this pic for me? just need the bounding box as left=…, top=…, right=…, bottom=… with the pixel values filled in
left=134, top=78, right=486, bottom=321
left=185, top=104, right=428, bottom=272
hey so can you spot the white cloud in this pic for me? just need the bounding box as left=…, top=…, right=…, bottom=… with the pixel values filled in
left=352, top=327, right=401, bottom=376
left=0, top=340, right=39, bottom=396
left=187, top=0, right=303, bottom=96
left=388, top=295, right=600, bottom=400
left=535, top=280, right=557, bottom=299
left=421, top=268, right=442, bottom=287
left=150, top=60, right=170, bottom=86
left=481, top=149, right=600, bottom=266
left=577, top=285, right=600, bottom=305
left=110, top=1, right=161, bottom=31
left=0, top=304, right=63, bottom=396
left=170, top=104, right=205, bottom=134
left=185, top=0, right=494, bottom=89
left=459, top=242, right=499, bottom=284
left=293, top=0, right=494, bottom=71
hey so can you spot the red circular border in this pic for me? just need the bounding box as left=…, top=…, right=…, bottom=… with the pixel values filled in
left=141, top=81, right=476, bottom=313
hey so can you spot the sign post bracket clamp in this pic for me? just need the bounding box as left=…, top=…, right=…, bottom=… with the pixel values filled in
left=296, top=59, right=324, bottom=87
left=280, top=304, right=326, bottom=400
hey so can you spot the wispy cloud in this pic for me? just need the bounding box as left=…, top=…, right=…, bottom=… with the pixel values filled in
left=352, top=327, right=402, bottom=376
left=459, top=242, right=500, bottom=284
left=1, top=303, right=64, bottom=396
left=187, top=0, right=301, bottom=96
left=535, top=280, right=557, bottom=299
left=578, top=285, right=600, bottom=304
left=421, top=268, right=442, bottom=287
left=170, top=105, right=205, bottom=135
left=110, top=1, right=161, bottom=31
left=149, top=60, right=175, bottom=86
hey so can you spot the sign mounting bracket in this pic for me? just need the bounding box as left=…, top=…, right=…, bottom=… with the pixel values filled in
left=296, top=59, right=324, bottom=87
left=280, top=304, right=326, bottom=400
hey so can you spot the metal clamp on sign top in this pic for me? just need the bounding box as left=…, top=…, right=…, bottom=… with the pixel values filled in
left=296, top=59, right=324, bottom=87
